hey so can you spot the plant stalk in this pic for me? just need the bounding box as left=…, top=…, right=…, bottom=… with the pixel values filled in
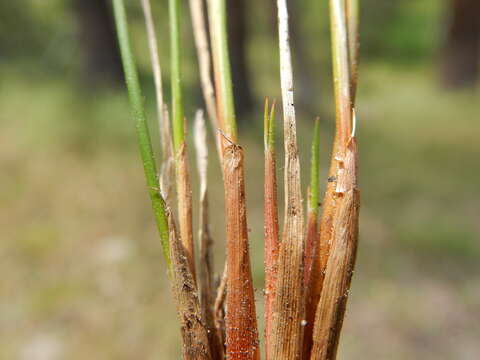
left=263, top=98, right=279, bottom=360
left=309, top=0, right=360, bottom=358
left=269, top=0, right=306, bottom=358
left=112, top=0, right=170, bottom=266
left=169, top=0, right=196, bottom=280
left=189, top=0, right=223, bottom=160
left=208, top=1, right=259, bottom=358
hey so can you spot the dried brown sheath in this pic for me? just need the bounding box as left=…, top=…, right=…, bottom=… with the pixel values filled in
left=175, top=142, right=196, bottom=281
left=223, top=144, right=260, bottom=360
left=302, top=211, right=320, bottom=359
left=208, top=0, right=259, bottom=358
left=263, top=99, right=279, bottom=359
left=310, top=140, right=359, bottom=360
left=167, top=210, right=212, bottom=360
left=309, top=0, right=360, bottom=359
left=195, top=111, right=224, bottom=360
left=269, top=0, right=305, bottom=358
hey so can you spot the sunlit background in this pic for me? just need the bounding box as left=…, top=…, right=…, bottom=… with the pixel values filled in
left=1, top=0, right=479, bottom=359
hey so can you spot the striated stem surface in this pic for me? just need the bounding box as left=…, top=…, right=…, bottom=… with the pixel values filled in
left=269, top=0, right=305, bottom=358
left=223, top=145, right=260, bottom=360
left=167, top=210, right=213, bottom=360
left=309, top=0, right=360, bottom=359
left=263, top=99, right=279, bottom=360
left=189, top=0, right=222, bottom=159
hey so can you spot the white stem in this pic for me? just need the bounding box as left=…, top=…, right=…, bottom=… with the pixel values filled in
left=140, top=0, right=165, bottom=135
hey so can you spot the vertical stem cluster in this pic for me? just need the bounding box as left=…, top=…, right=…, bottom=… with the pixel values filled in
left=115, top=0, right=361, bottom=357
left=112, top=0, right=170, bottom=265
left=113, top=2, right=212, bottom=359
left=308, top=0, right=360, bottom=359
left=208, top=1, right=259, bottom=359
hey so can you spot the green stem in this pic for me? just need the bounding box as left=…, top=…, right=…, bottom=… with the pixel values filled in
left=112, top=0, right=170, bottom=267
left=264, top=98, right=276, bottom=150
left=209, top=0, right=237, bottom=141
left=330, top=0, right=353, bottom=145
left=308, top=117, right=320, bottom=214
left=169, top=0, right=184, bottom=151
left=346, top=0, right=359, bottom=104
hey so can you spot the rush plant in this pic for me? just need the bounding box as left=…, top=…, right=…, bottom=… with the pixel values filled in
left=112, top=0, right=360, bottom=359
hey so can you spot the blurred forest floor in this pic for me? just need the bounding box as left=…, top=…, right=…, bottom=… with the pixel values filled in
left=1, top=61, right=479, bottom=359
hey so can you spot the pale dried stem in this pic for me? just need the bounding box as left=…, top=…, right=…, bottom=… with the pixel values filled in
left=167, top=209, right=213, bottom=360
left=223, top=145, right=260, bottom=360
left=175, top=142, right=196, bottom=281
left=269, top=0, right=305, bottom=358
left=194, top=111, right=224, bottom=360
left=189, top=0, right=222, bottom=159
left=140, top=0, right=165, bottom=135
left=160, top=105, right=175, bottom=203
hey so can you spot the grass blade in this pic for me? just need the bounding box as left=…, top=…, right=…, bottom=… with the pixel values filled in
left=112, top=0, right=170, bottom=266
left=269, top=0, right=306, bottom=358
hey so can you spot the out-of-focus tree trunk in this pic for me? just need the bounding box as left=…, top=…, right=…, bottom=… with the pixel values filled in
left=227, top=0, right=254, bottom=118
left=441, top=0, right=480, bottom=88
left=74, top=0, right=123, bottom=85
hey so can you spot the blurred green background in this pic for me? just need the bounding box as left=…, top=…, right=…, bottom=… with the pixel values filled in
left=1, top=0, right=479, bottom=359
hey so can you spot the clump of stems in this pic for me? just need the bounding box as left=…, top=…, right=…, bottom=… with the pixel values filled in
left=112, top=1, right=211, bottom=358
left=113, top=0, right=360, bottom=358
